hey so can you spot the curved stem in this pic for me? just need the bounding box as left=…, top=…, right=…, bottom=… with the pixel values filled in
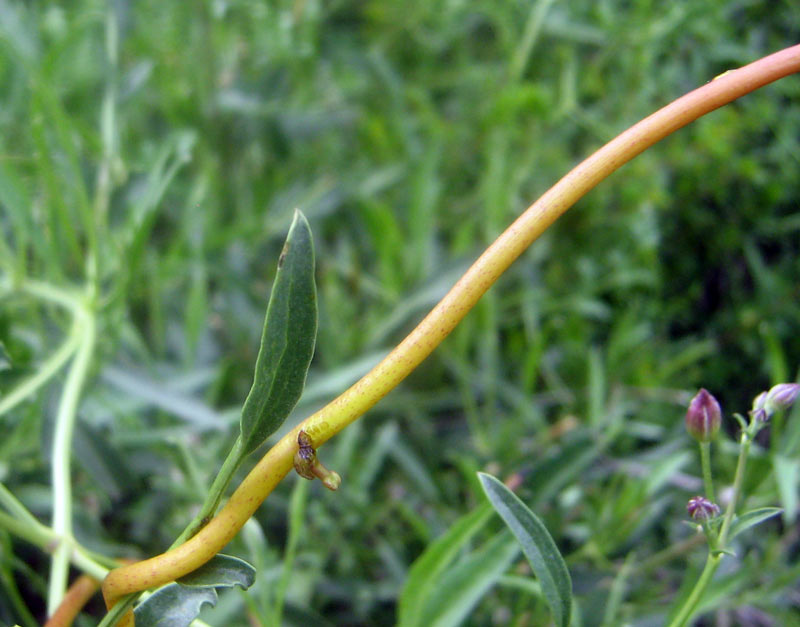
left=0, top=276, right=85, bottom=417
left=47, top=305, right=97, bottom=615
left=0, top=326, right=81, bottom=417
left=0, top=509, right=111, bottom=581
left=102, top=44, right=800, bottom=619
left=0, top=481, right=45, bottom=528
left=18, top=278, right=84, bottom=312
left=44, top=574, right=100, bottom=627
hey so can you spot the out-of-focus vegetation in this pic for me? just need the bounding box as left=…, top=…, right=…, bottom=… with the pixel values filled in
left=0, top=1, right=798, bottom=625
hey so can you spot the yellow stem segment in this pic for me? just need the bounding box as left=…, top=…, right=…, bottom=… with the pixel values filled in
left=102, top=43, right=800, bottom=621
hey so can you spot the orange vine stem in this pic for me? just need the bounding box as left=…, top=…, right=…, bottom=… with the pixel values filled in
left=46, top=575, right=99, bottom=627
left=102, top=43, right=800, bottom=625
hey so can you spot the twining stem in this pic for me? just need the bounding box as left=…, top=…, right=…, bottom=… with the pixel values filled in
left=47, top=304, right=97, bottom=615
left=102, top=44, right=800, bottom=620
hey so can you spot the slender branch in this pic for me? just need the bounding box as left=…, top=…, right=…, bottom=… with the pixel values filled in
left=667, top=553, right=720, bottom=627
left=0, top=509, right=111, bottom=581
left=0, top=325, right=81, bottom=417
left=718, top=431, right=752, bottom=547
left=18, top=278, right=84, bottom=313
left=0, top=482, right=45, bottom=529
left=47, top=306, right=97, bottom=615
left=0, top=509, right=56, bottom=553
left=699, top=441, right=715, bottom=503
left=169, top=436, right=246, bottom=549
left=102, top=44, right=800, bottom=620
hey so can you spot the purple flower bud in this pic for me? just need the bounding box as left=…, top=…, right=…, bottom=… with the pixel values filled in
left=765, top=383, right=800, bottom=414
left=751, top=391, right=767, bottom=412
left=685, top=389, right=721, bottom=442
left=687, top=495, right=720, bottom=521
left=748, top=391, right=768, bottom=422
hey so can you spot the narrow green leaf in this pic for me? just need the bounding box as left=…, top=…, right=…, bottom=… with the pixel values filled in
left=0, top=341, right=11, bottom=371
left=240, top=210, right=317, bottom=455
left=774, top=455, right=799, bottom=524
left=133, top=584, right=217, bottom=627
left=478, top=472, right=572, bottom=627
left=416, top=531, right=519, bottom=627
left=73, top=421, right=133, bottom=500
left=177, top=554, right=256, bottom=589
left=727, top=507, right=783, bottom=542
left=398, top=503, right=493, bottom=627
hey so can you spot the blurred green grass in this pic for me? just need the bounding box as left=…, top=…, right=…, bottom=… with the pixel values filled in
left=0, top=1, right=799, bottom=625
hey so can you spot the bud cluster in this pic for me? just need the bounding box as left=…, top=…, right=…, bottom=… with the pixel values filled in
left=686, top=495, right=720, bottom=521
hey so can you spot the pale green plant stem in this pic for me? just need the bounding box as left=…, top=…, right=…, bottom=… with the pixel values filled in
left=669, top=553, right=720, bottom=627
left=272, top=478, right=308, bottom=625
left=4, top=276, right=83, bottom=312
left=667, top=428, right=753, bottom=626
left=718, top=431, right=752, bottom=546
left=102, top=44, right=800, bottom=622
left=44, top=6, right=115, bottom=613
left=0, top=325, right=81, bottom=417
left=0, top=510, right=110, bottom=582
left=699, top=441, right=714, bottom=502
left=0, top=482, right=44, bottom=529
left=169, top=436, right=246, bottom=549
left=99, top=596, right=137, bottom=627
left=0, top=278, right=109, bottom=601
left=47, top=304, right=97, bottom=615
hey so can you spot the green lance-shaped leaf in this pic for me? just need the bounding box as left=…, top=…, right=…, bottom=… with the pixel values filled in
left=240, top=210, right=317, bottom=456
left=478, top=472, right=573, bottom=627
left=727, top=507, right=783, bottom=542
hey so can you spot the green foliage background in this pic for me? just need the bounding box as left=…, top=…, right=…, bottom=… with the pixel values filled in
left=0, top=1, right=798, bottom=625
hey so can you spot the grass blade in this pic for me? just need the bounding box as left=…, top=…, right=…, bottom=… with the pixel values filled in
left=398, top=503, right=493, bottom=627
left=417, top=531, right=519, bottom=627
